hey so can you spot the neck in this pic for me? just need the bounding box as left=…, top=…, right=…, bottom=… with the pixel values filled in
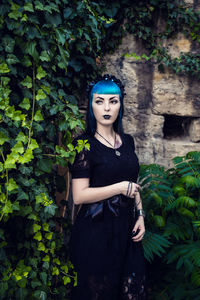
left=95, top=124, right=115, bottom=138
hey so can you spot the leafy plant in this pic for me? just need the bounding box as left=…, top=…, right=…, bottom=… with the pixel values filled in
left=139, top=152, right=200, bottom=299
left=0, top=0, right=108, bottom=298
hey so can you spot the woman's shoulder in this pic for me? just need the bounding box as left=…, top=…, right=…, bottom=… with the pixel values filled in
left=123, top=133, right=134, bottom=141
left=123, top=133, right=135, bottom=150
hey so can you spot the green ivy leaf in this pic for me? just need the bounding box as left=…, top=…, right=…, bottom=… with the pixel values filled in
left=40, top=272, right=47, bottom=285
left=6, top=178, right=18, bottom=192
left=53, top=258, right=60, bottom=265
left=52, top=266, right=59, bottom=276
left=34, top=232, right=42, bottom=241
left=63, top=276, right=71, bottom=285
left=37, top=158, right=53, bottom=173
left=27, top=213, right=37, bottom=220
left=8, top=3, right=22, bottom=20
left=61, top=265, right=69, bottom=273
left=36, top=89, right=46, bottom=101
left=2, top=201, right=13, bottom=214
left=34, top=110, right=44, bottom=121
left=35, top=1, right=44, bottom=11
left=12, top=141, right=24, bottom=154
left=16, top=132, right=28, bottom=144
left=0, top=63, right=10, bottom=74
left=4, top=153, right=17, bottom=169
left=31, top=280, right=42, bottom=289
left=45, top=232, right=53, bottom=240
left=40, top=51, right=51, bottom=62
left=42, top=255, right=50, bottom=262
left=43, top=223, right=49, bottom=232
left=0, top=162, right=3, bottom=172
left=29, top=139, right=39, bottom=150
left=21, top=76, right=32, bottom=88
left=20, top=206, right=32, bottom=216
left=19, top=98, right=31, bottom=110
left=36, top=66, right=47, bottom=80
left=18, top=149, right=34, bottom=164
left=7, top=54, right=20, bottom=64
left=44, top=204, right=57, bottom=216
left=0, top=193, right=6, bottom=203
left=38, top=242, right=45, bottom=252
left=24, top=2, right=34, bottom=12
left=33, top=224, right=41, bottom=233
left=33, top=290, right=47, bottom=300
left=0, top=132, right=9, bottom=145
left=41, top=84, right=51, bottom=95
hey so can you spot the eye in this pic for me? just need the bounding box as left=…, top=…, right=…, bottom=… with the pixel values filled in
left=95, top=100, right=103, bottom=104
left=110, top=99, right=119, bottom=104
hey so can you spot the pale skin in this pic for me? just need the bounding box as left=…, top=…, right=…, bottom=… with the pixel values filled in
left=72, top=93, right=145, bottom=242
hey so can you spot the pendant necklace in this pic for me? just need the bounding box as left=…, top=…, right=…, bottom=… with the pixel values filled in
left=95, top=131, right=121, bottom=157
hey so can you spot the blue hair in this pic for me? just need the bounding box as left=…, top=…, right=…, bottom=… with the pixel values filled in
left=86, top=80, right=124, bottom=136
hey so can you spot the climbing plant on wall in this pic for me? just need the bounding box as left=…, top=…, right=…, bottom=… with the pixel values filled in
left=0, top=0, right=112, bottom=298
left=95, top=0, right=200, bottom=78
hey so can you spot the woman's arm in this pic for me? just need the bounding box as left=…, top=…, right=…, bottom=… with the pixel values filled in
left=72, top=178, right=140, bottom=205
left=132, top=191, right=145, bottom=242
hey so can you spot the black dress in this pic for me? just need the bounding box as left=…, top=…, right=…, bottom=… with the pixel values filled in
left=69, top=133, right=146, bottom=300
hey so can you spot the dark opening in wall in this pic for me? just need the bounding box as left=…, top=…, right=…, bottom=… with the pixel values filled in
left=163, top=115, right=191, bottom=139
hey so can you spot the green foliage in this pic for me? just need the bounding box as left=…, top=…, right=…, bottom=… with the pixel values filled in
left=0, top=0, right=107, bottom=298
left=139, top=151, right=200, bottom=299
left=116, top=0, right=200, bottom=78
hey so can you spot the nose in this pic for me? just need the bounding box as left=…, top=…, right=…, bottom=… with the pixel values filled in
left=104, top=101, right=110, bottom=111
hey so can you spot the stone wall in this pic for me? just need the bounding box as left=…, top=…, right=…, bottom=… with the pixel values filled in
left=100, top=2, right=200, bottom=168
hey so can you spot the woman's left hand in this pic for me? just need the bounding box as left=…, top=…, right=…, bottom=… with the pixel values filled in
left=132, top=216, right=145, bottom=242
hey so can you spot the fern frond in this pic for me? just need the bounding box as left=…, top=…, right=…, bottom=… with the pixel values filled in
left=172, top=156, right=184, bottom=164
left=193, top=220, right=200, bottom=228
left=177, top=166, right=193, bottom=175
left=186, top=151, right=200, bottom=162
left=191, top=269, right=200, bottom=287
left=142, top=230, right=171, bottom=262
left=176, top=196, right=197, bottom=208
left=163, top=221, right=189, bottom=240
left=177, top=207, right=195, bottom=219
left=180, top=175, right=200, bottom=188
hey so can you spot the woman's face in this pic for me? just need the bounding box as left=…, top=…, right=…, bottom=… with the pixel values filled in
left=92, top=93, right=120, bottom=126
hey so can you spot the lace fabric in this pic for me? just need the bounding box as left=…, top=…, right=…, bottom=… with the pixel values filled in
left=71, top=273, right=146, bottom=300
left=121, top=274, right=146, bottom=300
left=70, top=147, right=90, bottom=178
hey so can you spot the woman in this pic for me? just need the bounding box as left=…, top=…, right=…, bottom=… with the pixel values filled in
left=69, top=74, right=146, bottom=300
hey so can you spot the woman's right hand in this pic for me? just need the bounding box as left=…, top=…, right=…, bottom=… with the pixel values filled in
left=119, top=181, right=141, bottom=198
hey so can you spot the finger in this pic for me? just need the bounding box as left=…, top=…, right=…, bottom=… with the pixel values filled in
left=132, top=236, right=143, bottom=242
left=132, top=225, right=139, bottom=233
left=132, top=230, right=145, bottom=241
left=132, top=233, right=144, bottom=242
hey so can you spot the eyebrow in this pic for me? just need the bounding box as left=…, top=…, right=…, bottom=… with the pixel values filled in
left=95, top=96, right=119, bottom=100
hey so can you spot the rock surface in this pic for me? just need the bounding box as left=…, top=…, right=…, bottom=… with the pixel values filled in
left=100, top=4, right=200, bottom=168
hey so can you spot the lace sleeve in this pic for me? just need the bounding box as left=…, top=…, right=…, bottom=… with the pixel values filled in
left=69, top=139, right=90, bottom=179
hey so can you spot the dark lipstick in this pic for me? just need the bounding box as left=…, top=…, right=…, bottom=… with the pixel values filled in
left=103, top=115, right=111, bottom=119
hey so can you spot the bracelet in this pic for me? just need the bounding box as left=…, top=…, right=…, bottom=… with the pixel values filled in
left=135, top=199, right=141, bottom=207
left=129, top=181, right=132, bottom=197
left=137, top=209, right=145, bottom=218
left=126, top=181, right=131, bottom=196
left=126, top=181, right=132, bottom=197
